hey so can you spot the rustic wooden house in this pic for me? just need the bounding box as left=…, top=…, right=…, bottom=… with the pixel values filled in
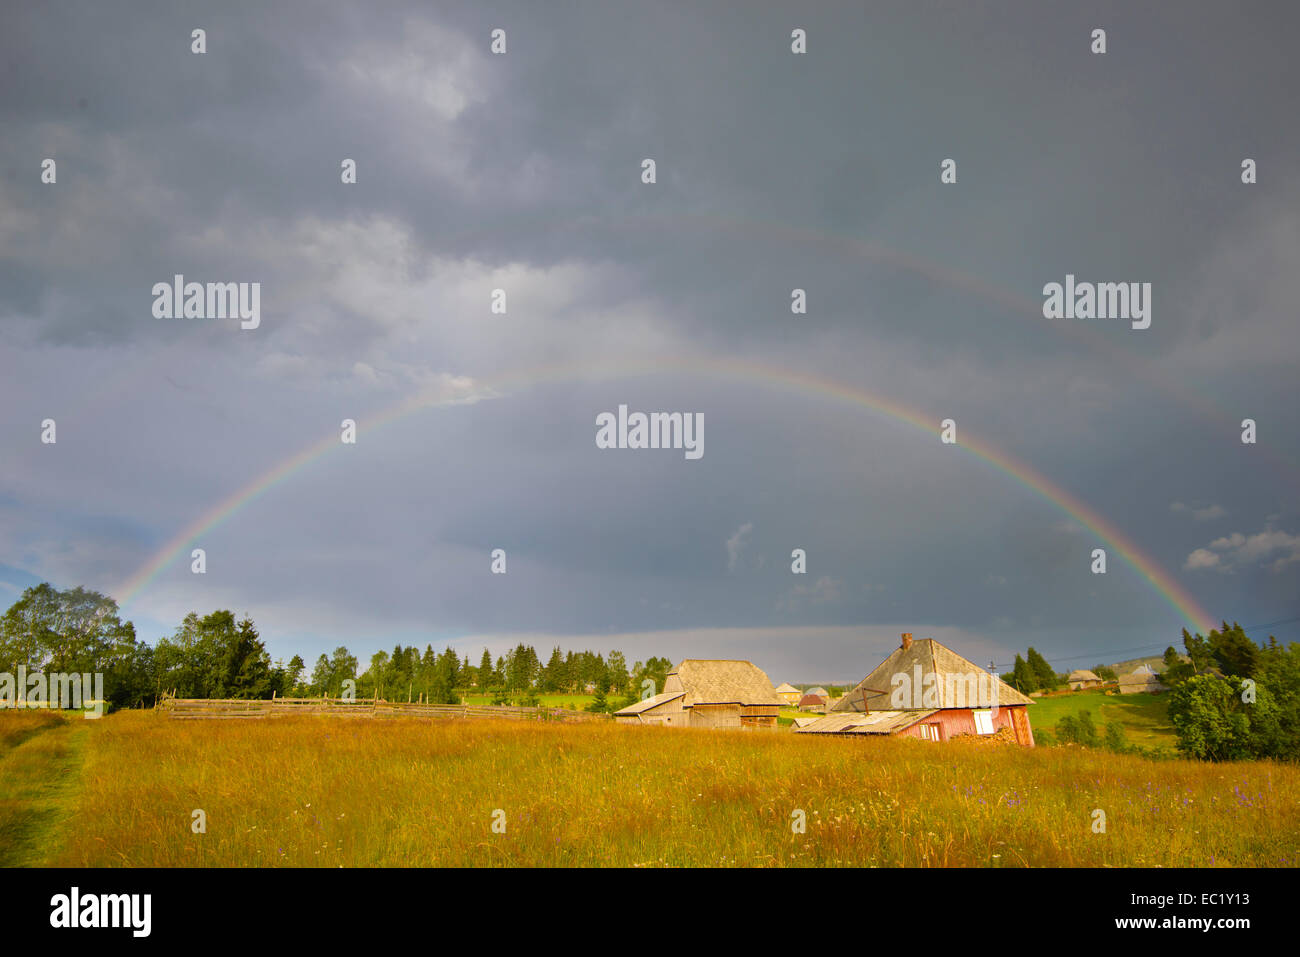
left=613, top=659, right=784, bottom=729
left=795, top=633, right=1036, bottom=746
left=1067, top=669, right=1103, bottom=690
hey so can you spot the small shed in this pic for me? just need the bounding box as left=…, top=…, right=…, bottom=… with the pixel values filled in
left=1067, top=669, right=1102, bottom=691
left=797, top=693, right=828, bottom=712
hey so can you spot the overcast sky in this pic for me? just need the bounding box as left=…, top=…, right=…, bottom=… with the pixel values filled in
left=2, top=1, right=1297, bottom=683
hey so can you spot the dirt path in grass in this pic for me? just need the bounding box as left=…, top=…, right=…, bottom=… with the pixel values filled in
left=0, top=717, right=90, bottom=866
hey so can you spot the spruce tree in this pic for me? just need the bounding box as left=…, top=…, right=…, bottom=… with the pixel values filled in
left=1011, top=654, right=1035, bottom=694
left=1026, top=647, right=1057, bottom=691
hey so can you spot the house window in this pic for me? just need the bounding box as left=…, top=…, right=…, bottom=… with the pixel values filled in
left=973, top=709, right=994, bottom=734
left=919, top=723, right=941, bottom=741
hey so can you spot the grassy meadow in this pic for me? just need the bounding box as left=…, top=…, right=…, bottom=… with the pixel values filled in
left=2, top=709, right=1297, bottom=868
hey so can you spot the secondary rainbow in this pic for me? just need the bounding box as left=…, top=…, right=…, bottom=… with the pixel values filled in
left=116, top=353, right=1217, bottom=635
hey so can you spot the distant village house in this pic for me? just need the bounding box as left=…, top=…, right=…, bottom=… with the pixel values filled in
left=773, top=682, right=802, bottom=706
left=1067, top=669, right=1103, bottom=691
left=1118, top=663, right=1167, bottom=695
left=797, top=686, right=829, bottom=712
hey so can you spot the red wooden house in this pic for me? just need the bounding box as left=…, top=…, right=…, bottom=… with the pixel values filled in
left=794, top=633, right=1035, bottom=746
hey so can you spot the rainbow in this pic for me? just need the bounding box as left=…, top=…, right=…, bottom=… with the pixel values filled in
left=115, top=353, right=1217, bottom=636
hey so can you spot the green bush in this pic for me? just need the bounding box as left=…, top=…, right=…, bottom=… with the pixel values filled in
left=1103, top=721, right=1129, bottom=753
left=1056, top=711, right=1099, bottom=747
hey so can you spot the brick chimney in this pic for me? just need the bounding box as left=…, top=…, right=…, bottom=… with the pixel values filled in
left=901, top=632, right=913, bottom=650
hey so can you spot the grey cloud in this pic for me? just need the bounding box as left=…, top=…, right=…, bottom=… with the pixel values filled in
left=2, top=1, right=1298, bottom=671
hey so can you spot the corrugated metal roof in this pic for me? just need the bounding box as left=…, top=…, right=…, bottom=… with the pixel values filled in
left=614, top=692, right=684, bottom=715
left=793, top=709, right=938, bottom=735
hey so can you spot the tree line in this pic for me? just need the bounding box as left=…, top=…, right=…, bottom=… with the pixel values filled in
left=1001, top=647, right=1061, bottom=694
left=0, top=583, right=671, bottom=712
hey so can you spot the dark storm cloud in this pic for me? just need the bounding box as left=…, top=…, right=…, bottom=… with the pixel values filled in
left=1, top=1, right=1297, bottom=676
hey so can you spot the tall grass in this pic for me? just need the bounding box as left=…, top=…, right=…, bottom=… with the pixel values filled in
left=0, top=709, right=66, bottom=752
left=25, top=711, right=1300, bottom=867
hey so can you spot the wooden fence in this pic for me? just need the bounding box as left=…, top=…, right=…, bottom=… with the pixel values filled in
left=155, top=695, right=610, bottom=722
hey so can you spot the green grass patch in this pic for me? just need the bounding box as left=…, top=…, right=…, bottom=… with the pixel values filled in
left=1029, top=689, right=1175, bottom=749
left=778, top=708, right=814, bottom=727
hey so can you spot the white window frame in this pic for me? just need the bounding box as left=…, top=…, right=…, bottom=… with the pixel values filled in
left=973, top=709, right=995, bottom=734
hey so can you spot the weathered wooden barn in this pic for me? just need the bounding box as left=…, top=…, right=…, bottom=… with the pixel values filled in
left=614, top=659, right=784, bottom=729
left=1067, top=669, right=1103, bottom=690
left=795, top=633, right=1036, bottom=746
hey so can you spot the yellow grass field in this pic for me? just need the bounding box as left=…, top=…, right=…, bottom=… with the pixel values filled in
left=3, top=709, right=1298, bottom=867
